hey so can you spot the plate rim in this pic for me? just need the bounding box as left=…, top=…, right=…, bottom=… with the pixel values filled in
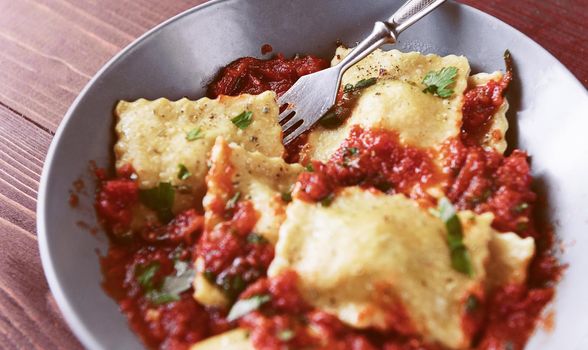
left=35, top=1, right=587, bottom=349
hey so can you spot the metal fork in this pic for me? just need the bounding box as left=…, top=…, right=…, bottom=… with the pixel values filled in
left=278, top=0, right=447, bottom=145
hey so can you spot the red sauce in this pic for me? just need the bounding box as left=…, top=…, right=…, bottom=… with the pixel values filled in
left=197, top=200, right=274, bottom=299
left=461, top=58, right=512, bottom=147
left=238, top=271, right=440, bottom=350
left=443, top=139, right=537, bottom=238
left=207, top=53, right=329, bottom=98
left=295, top=126, right=441, bottom=205
left=95, top=178, right=139, bottom=236
left=260, top=44, right=273, bottom=55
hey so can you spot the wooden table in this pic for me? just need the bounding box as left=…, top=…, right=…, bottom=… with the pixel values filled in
left=0, top=0, right=585, bottom=348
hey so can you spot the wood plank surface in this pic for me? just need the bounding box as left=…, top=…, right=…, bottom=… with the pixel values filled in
left=0, top=0, right=585, bottom=349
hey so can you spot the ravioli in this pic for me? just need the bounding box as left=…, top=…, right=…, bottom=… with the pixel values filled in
left=193, top=137, right=303, bottom=308
left=305, top=48, right=471, bottom=162
left=114, top=91, right=283, bottom=214
left=269, top=187, right=534, bottom=349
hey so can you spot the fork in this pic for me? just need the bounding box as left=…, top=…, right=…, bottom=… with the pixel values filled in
left=278, top=0, right=447, bottom=145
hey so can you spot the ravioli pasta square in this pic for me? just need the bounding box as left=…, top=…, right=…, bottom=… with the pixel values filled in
left=114, top=91, right=283, bottom=214
left=193, top=137, right=303, bottom=308
left=269, top=187, right=534, bottom=349
left=306, top=48, right=471, bottom=162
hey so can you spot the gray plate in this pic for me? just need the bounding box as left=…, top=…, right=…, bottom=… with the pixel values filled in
left=37, top=0, right=588, bottom=349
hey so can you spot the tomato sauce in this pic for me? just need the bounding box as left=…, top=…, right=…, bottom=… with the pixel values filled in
left=238, top=271, right=441, bottom=350
left=196, top=200, right=274, bottom=300
left=295, top=126, right=441, bottom=205
left=461, top=52, right=512, bottom=147
left=90, top=51, right=560, bottom=350
left=207, top=53, right=329, bottom=98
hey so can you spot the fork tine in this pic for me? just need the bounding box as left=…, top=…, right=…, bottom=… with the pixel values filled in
left=278, top=108, right=295, bottom=123
left=281, top=113, right=302, bottom=132
left=283, top=122, right=307, bottom=145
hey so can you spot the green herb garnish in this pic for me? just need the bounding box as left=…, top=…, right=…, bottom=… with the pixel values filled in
left=231, top=111, right=254, bottom=129
left=136, top=262, right=160, bottom=291
left=226, top=192, right=241, bottom=210
left=145, top=260, right=195, bottom=305
left=247, top=233, right=269, bottom=244
left=344, top=77, right=377, bottom=93
left=227, top=294, right=271, bottom=322
left=177, top=163, right=191, bottom=180
left=186, top=127, right=204, bottom=141
left=305, top=164, right=314, bottom=172
left=277, top=329, right=295, bottom=341
left=438, top=197, right=474, bottom=276
left=422, top=67, right=458, bottom=98
left=347, top=147, right=359, bottom=156
left=139, top=182, right=175, bottom=223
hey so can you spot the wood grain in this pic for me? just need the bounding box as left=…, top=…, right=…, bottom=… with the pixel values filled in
left=0, top=105, right=81, bottom=349
left=0, top=0, right=585, bottom=349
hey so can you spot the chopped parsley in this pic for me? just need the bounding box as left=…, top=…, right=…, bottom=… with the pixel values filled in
left=422, top=66, right=458, bottom=98
left=343, top=77, right=377, bottom=93
left=146, top=260, right=195, bottom=305
left=139, top=182, right=175, bottom=223
left=305, top=164, right=314, bottom=172
left=227, top=294, right=271, bottom=322
left=136, top=262, right=160, bottom=291
left=231, top=111, right=254, bottom=129
left=438, top=197, right=474, bottom=277
left=247, top=233, right=269, bottom=244
left=226, top=192, right=241, bottom=210
left=136, top=260, right=195, bottom=305
left=347, top=147, right=359, bottom=156
left=186, top=127, right=204, bottom=141
left=177, top=163, right=191, bottom=180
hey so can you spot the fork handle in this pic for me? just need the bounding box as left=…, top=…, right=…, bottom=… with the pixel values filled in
left=337, top=0, right=447, bottom=78
left=388, top=0, right=447, bottom=34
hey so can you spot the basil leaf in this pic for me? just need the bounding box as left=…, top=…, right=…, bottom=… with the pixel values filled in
left=422, top=66, right=458, bottom=98
left=227, top=294, right=271, bottom=322
left=438, top=197, right=474, bottom=276
left=186, top=127, right=204, bottom=141
left=139, top=182, right=175, bottom=223
left=177, top=163, right=191, bottom=180
left=247, top=233, right=268, bottom=244
left=231, top=111, right=254, bottom=129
